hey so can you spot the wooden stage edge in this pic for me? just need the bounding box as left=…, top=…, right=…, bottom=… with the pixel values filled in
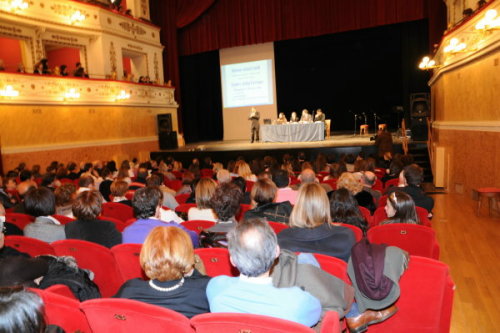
left=164, top=132, right=404, bottom=153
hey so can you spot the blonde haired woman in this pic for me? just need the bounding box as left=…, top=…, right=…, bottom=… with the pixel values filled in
left=188, top=178, right=218, bottom=222
left=115, top=226, right=210, bottom=318
left=277, top=183, right=355, bottom=262
left=235, top=161, right=257, bottom=182
left=337, top=172, right=375, bottom=213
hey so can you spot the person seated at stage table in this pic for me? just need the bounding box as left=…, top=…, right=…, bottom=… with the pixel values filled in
left=276, top=112, right=287, bottom=124
left=299, top=109, right=313, bottom=122
left=289, top=111, right=299, bottom=123
left=188, top=178, right=218, bottom=222
left=314, top=108, right=325, bottom=123
left=244, top=179, right=292, bottom=224
left=277, top=183, right=356, bottom=262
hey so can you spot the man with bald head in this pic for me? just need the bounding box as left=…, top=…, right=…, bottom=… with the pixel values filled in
left=206, top=219, right=321, bottom=327
left=360, top=171, right=381, bottom=203
left=295, top=168, right=333, bottom=193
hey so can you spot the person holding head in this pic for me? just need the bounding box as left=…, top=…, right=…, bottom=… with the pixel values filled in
left=385, top=164, right=434, bottom=213
left=277, top=183, right=355, bottom=262
left=122, top=187, right=198, bottom=246
left=115, top=226, right=210, bottom=318
left=330, top=188, right=368, bottom=232
left=381, top=191, right=420, bottom=225
left=23, top=188, right=65, bottom=243
left=244, top=179, right=292, bottom=224
left=54, top=183, right=77, bottom=217
left=337, top=172, right=375, bottom=214
left=206, top=219, right=321, bottom=327
left=314, top=108, right=325, bottom=123
left=300, top=109, right=312, bottom=122
left=188, top=178, right=218, bottom=222
left=65, top=190, right=122, bottom=248
left=248, top=107, right=260, bottom=143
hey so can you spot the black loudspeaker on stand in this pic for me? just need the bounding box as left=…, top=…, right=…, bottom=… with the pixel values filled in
left=157, top=114, right=178, bottom=149
left=410, top=93, right=430, bottom=141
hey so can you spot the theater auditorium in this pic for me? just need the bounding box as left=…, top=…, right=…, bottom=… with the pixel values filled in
left=0, top=0, right=498, bottom=332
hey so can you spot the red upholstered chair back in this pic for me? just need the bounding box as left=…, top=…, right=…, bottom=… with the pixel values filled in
left=98, top=215, right=128, bottom=232
left=30, top=288, right=91, bottom=333
left=181, top=220, right=216, bottom=234
left=175, top=193, right=191, bottom=204
left=367, top=223, right=440, bottom=259
left=200, top=168, right=214, bottom=178
left=101, top=202, right=134, bottom=222
left=371, top=207, right=431, bottom=228
left=60, top=178, right=75, bottom=185
left=5, top=212, right=34, bottom=230
left=4, top=235, right=55, bottom=257
left=245, top=180, right=255, bottom=193
left=125, top=190, right=135, bottom=201
left=194, top=248, right=239, bottom=277
left=190, top=312, right=316, bottom=333
left=111, top=243, right=146, bottom=281
left=236, top=204, right=252, bottom=222
left=267, top=221, right=289, bottom=234
left=44, top=284, right=78, bottom=300
left=368, top=256, right=454, bottom=333
left=312, top=253, right=351, bottom=284
left=358, top=206, right=372, bottom=225
left=321, top=178, right=337, bottom=190
left=52, top=215, right=76, bottom=225
left=175, top=203, right=197, bottom=215
left=384, top=178, right=399, bottom=191
left=165, top=179, right=183, bottom=191
left=377, top=195, right=388, bottom=208
left=373, top=178, right=384, bottom=192
left=331, top=223, right=363, bottom=242
left=81, top=298, right=194, bottom=333
left=51, top=239, right=123, bottom=297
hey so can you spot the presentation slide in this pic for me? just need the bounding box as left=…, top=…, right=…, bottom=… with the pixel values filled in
left=221, top=59, right=274, bottom=108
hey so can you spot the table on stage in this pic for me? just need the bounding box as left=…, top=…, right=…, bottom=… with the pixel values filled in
left=261, top=122, right=325, bottom=142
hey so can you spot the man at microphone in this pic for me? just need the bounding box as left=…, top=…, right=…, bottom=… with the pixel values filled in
left=248, top=107, right=260, bottom=143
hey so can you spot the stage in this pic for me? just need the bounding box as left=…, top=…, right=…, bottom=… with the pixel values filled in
left=151, top=132, right=416, bottom=166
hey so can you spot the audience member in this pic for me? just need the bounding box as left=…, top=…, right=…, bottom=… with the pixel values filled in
left=0, top=287, right=51, bottom=332
left=381, top=191, right=420, bottom=225
left=273, top=169, right=298, bottom=205
left=23, top=188, right=65, bottom=242
left=244, top=179, right=292, bottom=224
left=216, top=169, right=231, bottom=184
left=206, top=219, right=321, bottom=327
left=337, top=172, right=375, bottom=214
left=330, top=188, right=367, bottom=232
left=146, top=174, right=179, bottom=210
left=122, top=187, right=198, bottom=246
left=188, top=178, right=217, bottom=222
left=115, top=226, right=210, bottom=317
left=231, top=177, right=251, bottom=205
left=65, top=191, right=122, bottom=247
left=235, top=161, right=257, bottom=182
left=17, top=170, right=37, bottom=195
left=77, top=175, right=95, bottom=194
left=277, top=183, right=355, bottom=262
left=360, top=171, right=381, bottom=204
left=54, top=183, right=77, bottom=217
left=176, top=171, right=195, bottom=195
left=110, top=180, right=132, bottom=206
left=323, top=162, right=347, bottom=181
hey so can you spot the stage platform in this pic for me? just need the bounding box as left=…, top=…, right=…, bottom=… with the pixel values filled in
left=151, top=132, right=416, bottom=166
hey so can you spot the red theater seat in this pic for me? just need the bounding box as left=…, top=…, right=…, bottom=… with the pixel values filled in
left=312, top=253, right=351, bottom=284
left=98, top=215, right=129, bottom=232
left=175, top=193, right=191, bottom=204
left=4, top=235, right=55, bottom=257
left=368, top=256, right=454, bottom=333
left=371, top=207, right=431, bottom=227
left=236, top=204, right=252, bottom=222
left=52, top=239, right=123, bottom=297
left=5, top=212, right=34, bottom=230
left=81, top=298, right=194, bottom=332
left=101, top=202, right=134, bottom=222
left=194, top=248, right=239, bottom=277
left=31, top=288, right=91, bottom=333
left=181, top=220, right=216, bottom=234
left=331, top=223, right=363, bottom=242
left=367, top=223, right=440, bottom=259
left=111, top=243, right=146, bottom=281
left=45, top=284, right=78, bottom=300
left=358, top=206, right=372, bottom=225
left=267, top=221, right=289, bottom=234
left=52, top=214, right=76, bottom=225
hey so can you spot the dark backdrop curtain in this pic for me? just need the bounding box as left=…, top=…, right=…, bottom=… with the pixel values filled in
left=179, top=51, right=223, bottom=143
left=274, top=20, right=430, bottom=131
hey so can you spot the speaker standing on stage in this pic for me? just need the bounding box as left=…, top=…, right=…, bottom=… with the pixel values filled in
left=249, top=107, right=260, bottom=143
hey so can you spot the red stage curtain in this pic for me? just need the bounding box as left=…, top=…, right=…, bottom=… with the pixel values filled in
left=176, top=0, right=216, bottom=28
left=177, top=0, right=427, bottom=56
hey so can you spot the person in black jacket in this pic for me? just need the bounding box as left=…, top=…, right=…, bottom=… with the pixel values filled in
left=244, top=179, right=292, bottom=224
left=65, top=190, right=122, bottom=248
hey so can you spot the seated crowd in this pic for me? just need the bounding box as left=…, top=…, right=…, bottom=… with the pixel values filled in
left=0, top=151, right=436, bottom=332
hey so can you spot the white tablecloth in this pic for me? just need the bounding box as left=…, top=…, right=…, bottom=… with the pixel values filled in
left=261, top=122, right=325, bottom=142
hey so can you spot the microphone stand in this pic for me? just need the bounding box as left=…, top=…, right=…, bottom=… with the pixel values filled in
left=353, top=113, right=358, bottom=136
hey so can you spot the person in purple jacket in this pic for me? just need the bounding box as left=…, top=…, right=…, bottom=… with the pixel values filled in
left=122, top=186, right=198, bottom=247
